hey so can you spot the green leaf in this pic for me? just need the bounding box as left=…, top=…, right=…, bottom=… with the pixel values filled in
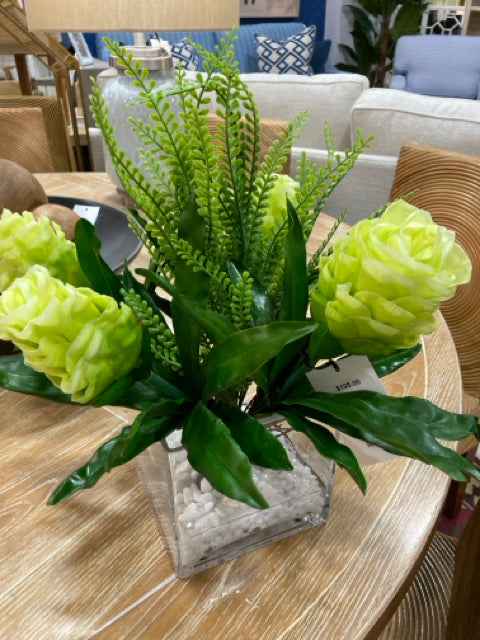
left=279, top=408, right=367, bottom=493
left=173, top=197, right=209, bottom=387
left=227, top=258, right=274, bottom=326
left=391, top=2, right=426, bottom=43
left=283, top=390, right=480, bottom=484
left=47, top=400, right=186, bottom=504
left=123, top=265, right=171, bottom=319
left=75, top=219, right=122, bottom=301
left=135, top=268, right=177, bottom=300
left=202, top=321, right=317, bottom=398
left=182, top=402, right=269, bottom=509
left=369, top=344, right=422, bottom=378
left=279, top=200, right=308, bottom=322
left=175, top=195, right=209, bottom=301
left=173, top=293, right=236, bottom=343
left=213, top=404, right=292, bottom=470
left=263, top=202, right=310, bottom=390
left=0, top=354, right=75, bottom=403
left=308, top=323, right=344, bottom=364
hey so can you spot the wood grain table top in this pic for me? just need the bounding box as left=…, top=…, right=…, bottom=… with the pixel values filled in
left=0, top=173, right=463, bottom=640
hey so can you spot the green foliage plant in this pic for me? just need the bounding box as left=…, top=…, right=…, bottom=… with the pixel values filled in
left=338, top=0, right=427, bottom=87
left=0, top=31, right=479, bottom=511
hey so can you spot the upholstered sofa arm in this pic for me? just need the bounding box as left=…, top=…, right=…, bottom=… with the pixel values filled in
left=351, top=88, right=480, bottom=158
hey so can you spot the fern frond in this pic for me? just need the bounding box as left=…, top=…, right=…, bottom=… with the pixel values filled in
left=121, top=288, right=181, bottom=371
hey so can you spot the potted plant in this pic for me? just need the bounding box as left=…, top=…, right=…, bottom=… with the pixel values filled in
left=338, top=0, right=427, bottom=87
left=0, top=32, right=478, bottom=576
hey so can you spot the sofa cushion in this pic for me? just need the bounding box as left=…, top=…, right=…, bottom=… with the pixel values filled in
left=254, top=25, right=316, bottom=75
left=94, top=30, right=217, bottom=65
left=351, top=88, right=480, bottom=158
left=239, top=73, right=369, bottom=151
left=171, top=38, right=200, bottom=71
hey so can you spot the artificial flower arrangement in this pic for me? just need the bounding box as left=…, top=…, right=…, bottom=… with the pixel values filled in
left=0, top=32, right=479, bottom=513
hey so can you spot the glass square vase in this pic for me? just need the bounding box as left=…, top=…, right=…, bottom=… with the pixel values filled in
left=135, top=420, right=335, bottom=578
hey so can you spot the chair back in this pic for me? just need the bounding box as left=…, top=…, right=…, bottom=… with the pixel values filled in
left=446, top=496, right=480, bottom=638
left=207, top=113, right=291, bottom=175
left=0, top=96, right=73, bottom=172
left=390, top=35, right=480, bottom=100
left=390, top=141, right=480, bottom=396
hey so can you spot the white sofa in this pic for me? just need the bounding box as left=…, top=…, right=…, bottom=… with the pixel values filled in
left=244, top=75, right=480, bottom=224
left=90, top=71, right=480, bottom=225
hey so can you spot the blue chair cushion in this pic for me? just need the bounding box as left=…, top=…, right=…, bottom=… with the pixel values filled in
left=392, top=35, right=480, bottom=100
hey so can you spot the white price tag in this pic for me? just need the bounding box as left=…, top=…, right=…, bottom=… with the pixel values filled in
left=73, top=204, right=100, bottom=225
left=307, top=356, right=397, bottom=466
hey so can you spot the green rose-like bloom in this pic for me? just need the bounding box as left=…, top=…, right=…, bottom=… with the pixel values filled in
left=0, top=266, right=142, bottom=402
left=0, top=210, right=87, bottom=291
left=310, top=200, right=472, bottom=357
left=262, top=174, right=299, bottom=234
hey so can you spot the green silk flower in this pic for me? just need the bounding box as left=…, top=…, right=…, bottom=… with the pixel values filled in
left=0, top=210, right=87, bottom=291
left=310, top=200, right=472, bottom=356
left=262, top=174, right=299, bottom=234
left=0, top=265, right=142, bottom=402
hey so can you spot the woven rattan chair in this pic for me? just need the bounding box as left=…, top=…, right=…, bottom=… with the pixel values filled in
left=379, top=497, right=480, bottom=639
left=207, top=113, right=291, bottom=175
left=0, top=96, right=74, bottom=172
left=390, top=141, right=480, bottom=518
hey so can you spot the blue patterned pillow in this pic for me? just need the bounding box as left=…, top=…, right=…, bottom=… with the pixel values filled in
left=254, top=25, right=317, bottom=76
left=171, top=38, right=199, bottom=71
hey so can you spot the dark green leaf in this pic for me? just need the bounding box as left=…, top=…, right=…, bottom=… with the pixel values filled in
left=75, top=218, right=122, bottom=300
left=173, top=197, right=209, bottom=387
left=227, top=258, right=274, bottom=326
left=135, top=268, right=177, bottom=299
left=391, top=2, right=426, bottom=43
left=308, top=323, right=345, bottom=364
left=122, top=264, right=171, bottom=318
left=282, top=390, right=480, bottom=484
left=279, top=200, right=308, bottom=322
left=202, top=321, right=317, bottom=398
left=369, top=344, right=422, bottom=378
left=173, top=293, right=236, bottom=344
left=0, top=354, right=75, bottom=403
left=182, top=402, right=268, bottom=509
left=213, top=404, right=292, bottom=470
left=48, top=400, right=186, bottom=504
left=279, top=408, right=367, bottom=493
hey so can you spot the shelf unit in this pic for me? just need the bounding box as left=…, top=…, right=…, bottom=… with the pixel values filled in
left=421, top=3, right=467, bottom=35
left=465, top=0, right=480, bottom=33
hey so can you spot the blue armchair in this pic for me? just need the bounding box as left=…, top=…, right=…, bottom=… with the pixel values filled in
left=390, top=35, right=480, bottom=100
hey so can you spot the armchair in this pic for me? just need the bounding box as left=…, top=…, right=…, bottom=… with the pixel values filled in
left=390, top=34, right=480, bottom=100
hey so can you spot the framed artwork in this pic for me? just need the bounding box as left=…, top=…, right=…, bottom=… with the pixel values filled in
left=240, top=0, right=300, bottom=19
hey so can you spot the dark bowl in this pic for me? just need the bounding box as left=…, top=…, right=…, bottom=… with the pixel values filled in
left=48, top=195, right=142, bottom=271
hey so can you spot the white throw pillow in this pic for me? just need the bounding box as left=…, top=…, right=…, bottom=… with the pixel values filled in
left=254, top=25, right=316, bottom=76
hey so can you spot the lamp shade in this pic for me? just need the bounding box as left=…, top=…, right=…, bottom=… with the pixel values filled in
left=24, top=0, right=239, bottom=32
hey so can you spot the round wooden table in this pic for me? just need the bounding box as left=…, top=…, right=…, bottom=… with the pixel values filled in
left=0, top=173, right=462, bottom=639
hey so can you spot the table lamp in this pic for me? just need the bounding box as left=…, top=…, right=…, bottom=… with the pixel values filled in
left=23, top=1, right=239, bottom=34
left=22, top=0, right=239, bottom=174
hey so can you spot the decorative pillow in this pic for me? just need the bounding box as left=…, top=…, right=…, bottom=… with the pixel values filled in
left=254, top=25, right=317, bottom=76
left=171, top=38, right=200, bottom=71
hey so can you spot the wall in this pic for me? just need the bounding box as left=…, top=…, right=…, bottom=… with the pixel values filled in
left=240, top=0, right=327, bottom=39
left=324, top=0, right=354, bottom=66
